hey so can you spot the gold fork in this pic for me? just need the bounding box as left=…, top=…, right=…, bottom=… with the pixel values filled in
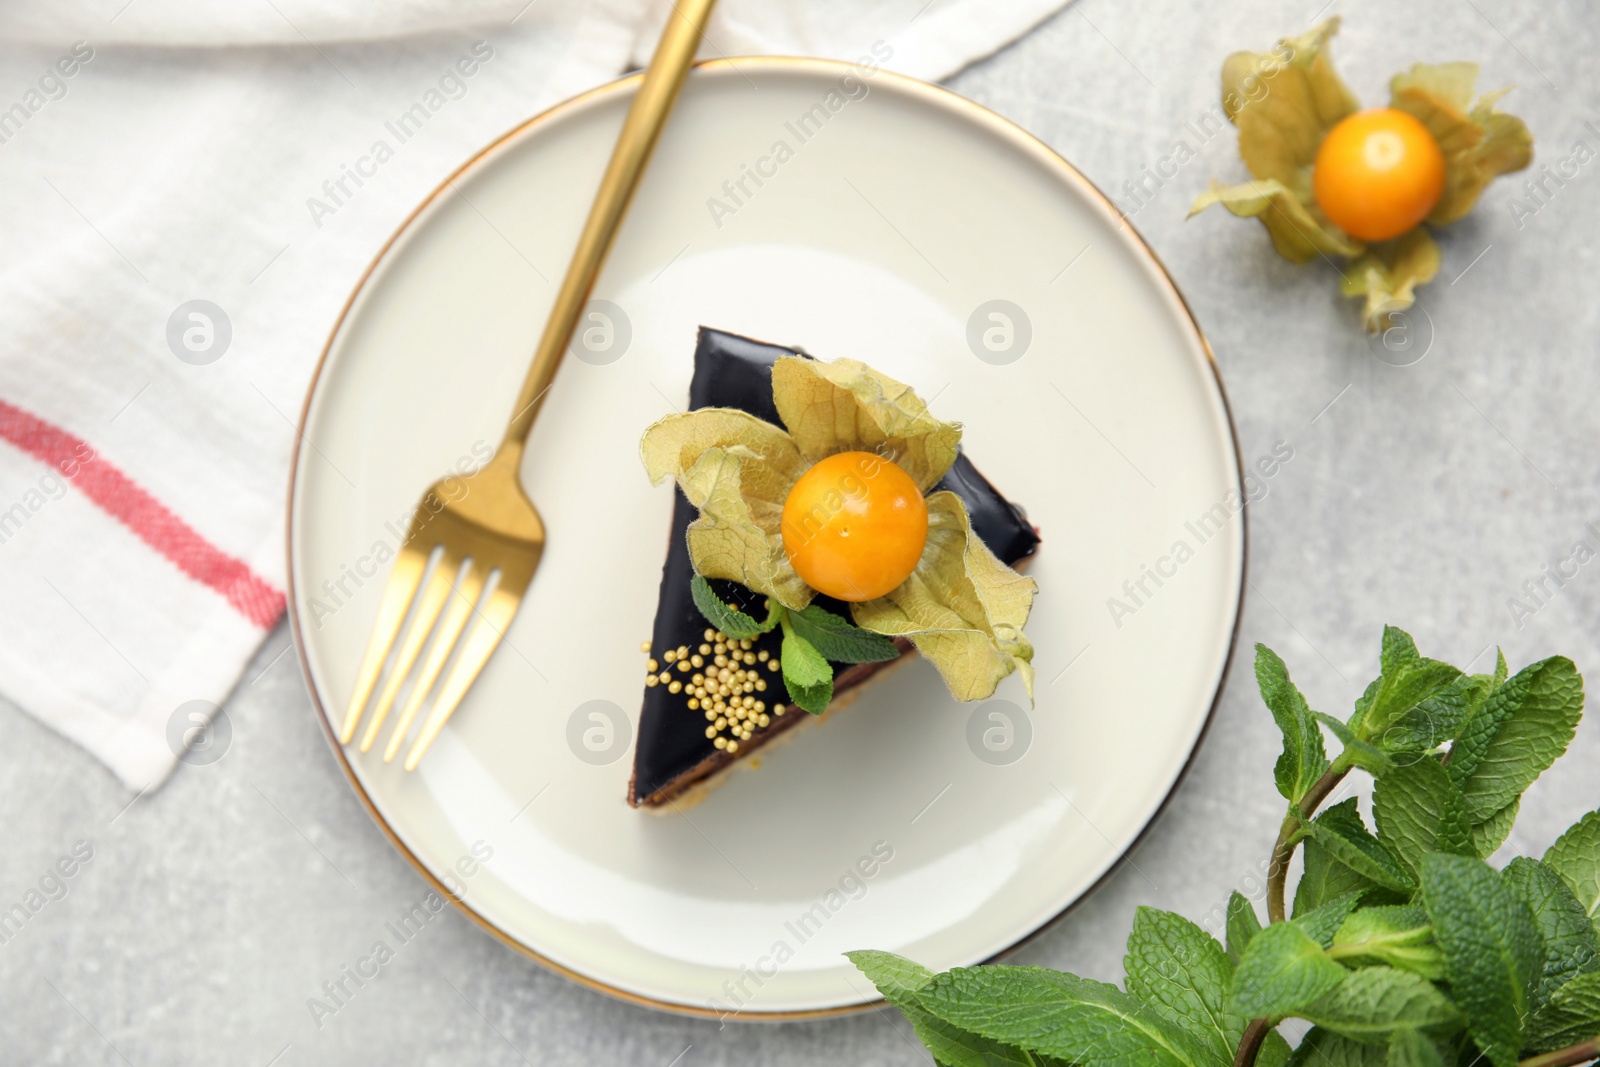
left=338, top=0, right=718, bottom=770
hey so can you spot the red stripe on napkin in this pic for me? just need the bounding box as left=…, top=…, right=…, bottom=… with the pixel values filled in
left=0, top=398, right=284, bottom=628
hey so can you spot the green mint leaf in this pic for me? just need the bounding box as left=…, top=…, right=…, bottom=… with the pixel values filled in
left=1289, top=1028, right=1388, bottom=1067
left=1228, top=921, right=1346, bottom=1019
left=1350, top=676, right=1382, bottom=745
left=1385, top=1030, right=1446, bottom=1067
left=1421, top=854, right=1540, bottom=1067
left=1452, top=657, right=1583, bottom=820
left=916, top=965, right=1207, bottom=1067
left=1313, top=711, right=1356, bottom=745
left=1492, top=648, right=1509, bottom=687
left=1330, top=906, right=1443, bottom=981
left=1299, top=967, right=1461, bottom=1044
left=1256, top=644, right=1331, bottom=804
left=846, top=951, right=1040, bottom=1067
left=1527, top=969, right=1600, bottom=1053
left=1501, top=857, right=1600, bottom=1011
left=1445, top=680, right=1515, bottom=785
left=1294, top=892, right=1364, bottom=947
left=848, top=948, right=935, bottom=996
left=1124, top=907, right=1244, bottom=1066
left=787, top=603, right=901, bottom=664
left=1295, top=834, right=1382, bottom=917
left=1378, top=673, right=1488, bottom=755
left=1226, top=891, right=1262, bottom=963
left=690, top=573, right=768, bottom=640
left=1372, top=758, right=1474, bottom=877
left=1350, top=627, right=1463, bottom=742
left=779, top=618, right=833, bottom=714
left=784, top=678, right=831, bottom=716
left=1544, top=808, right=1600, bottom=932
left=1305, top=799, right=1416, bottom=894
left=1470, top=798, right=1520, bottom=859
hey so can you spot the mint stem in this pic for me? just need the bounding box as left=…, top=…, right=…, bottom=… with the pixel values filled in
left=1267, top=764, right=1349, bottom=923
left=1233, top=1020, right=1271, bottom=1067
left=1520, top=1038, right=1600, bottom=1067
left=1236, top=763, right=1350, bottom=1067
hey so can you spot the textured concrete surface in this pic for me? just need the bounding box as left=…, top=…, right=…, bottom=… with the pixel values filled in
left=3, top=1, right=1599, bottom=1063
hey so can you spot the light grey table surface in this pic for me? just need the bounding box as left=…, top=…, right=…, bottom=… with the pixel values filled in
left=4, top=1, right=1598, bottom=1063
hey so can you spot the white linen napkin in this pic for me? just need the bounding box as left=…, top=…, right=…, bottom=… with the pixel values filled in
left=0, top=0, right=1073, bottom=792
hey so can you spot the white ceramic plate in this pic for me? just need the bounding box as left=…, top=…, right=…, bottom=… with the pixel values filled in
left=288, top=58, right=1244, bottom=1018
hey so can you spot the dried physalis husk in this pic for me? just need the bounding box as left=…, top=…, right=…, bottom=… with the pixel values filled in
left=641, top=408, right=813, bottom=610
left=850, top=492, right=1037, bottom=702
left=1340, top=229, right=1442, bottom=333
left=1189, top=19, right=1362, bottom=263
left=1190, top=19, right=1533, bottom=331
left=1388, top=62, right=1533, bottom=226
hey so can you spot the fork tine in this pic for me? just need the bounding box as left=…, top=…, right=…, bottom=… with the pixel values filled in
left=381, top=561, right=488, bottom=763
left=403, top=581, right=523, bottom=771
left=339, top=542, right=430, bottom=744
left=357, top=549, right=459, bottom=753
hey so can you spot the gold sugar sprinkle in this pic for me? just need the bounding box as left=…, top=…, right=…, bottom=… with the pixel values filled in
left=644, top=623, right=791, bottom=755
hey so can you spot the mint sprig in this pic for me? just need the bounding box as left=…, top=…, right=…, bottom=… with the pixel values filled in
left=849, top=626, right=1600, bottom=1067
left=688, top=571, right=905, bottom=716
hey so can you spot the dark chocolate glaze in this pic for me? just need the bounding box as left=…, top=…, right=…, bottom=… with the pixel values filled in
left=628, top=327, right=1040, bottom=807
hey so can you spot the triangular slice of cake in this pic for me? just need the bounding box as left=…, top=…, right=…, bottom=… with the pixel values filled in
left=628, top=328, right=1040, bottom=809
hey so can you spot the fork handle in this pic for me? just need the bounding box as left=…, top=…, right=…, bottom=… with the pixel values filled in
left=501, top=0, right=718, bottom=450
